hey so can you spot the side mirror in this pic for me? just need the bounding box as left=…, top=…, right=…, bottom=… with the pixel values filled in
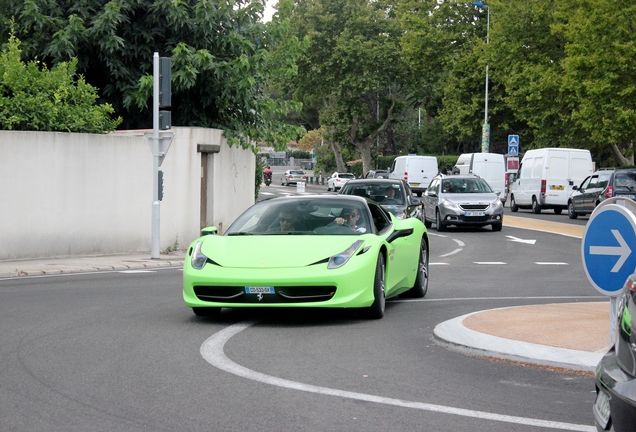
left=410, top=197, right=421, bottom=206
left=427, top=190, right=437, bottom=198
left=573, top=185, right=579, bottom=191
left=201, top=226, right=218, bottom=236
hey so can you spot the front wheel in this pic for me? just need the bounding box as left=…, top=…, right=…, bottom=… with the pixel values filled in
left=510, top=196, right=519, bottom=212
left=362, top=254, right=386, bottom=319
left=568, top=201, right=579, bottom=219
left=436, top=210, right=446, bottom=232
left=492, top=222, right=502, bottom=232
left=403, top=238, right=429, bottom=298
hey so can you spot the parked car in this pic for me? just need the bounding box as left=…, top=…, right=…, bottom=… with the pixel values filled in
left=327, top=172, right=356, bottom=191
left=594, top=273, right=636, bottom=431
left=365, top=170, right=389, bottom=179
left=421, top=174, right=504, bottom=232
left=281, top=170, right=307, bottom=186
left=338, top=178, right=421, bottom=220
left=183, top=195, right=429, bottom=319
left=568, top=168, right=636, bottom=219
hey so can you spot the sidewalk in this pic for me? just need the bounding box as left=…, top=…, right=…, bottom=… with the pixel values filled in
left=0, top=250, right=186, bottom=279
left=0, top=216, right=609, bottom=371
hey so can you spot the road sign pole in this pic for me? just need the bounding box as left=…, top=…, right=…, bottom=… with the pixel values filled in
left=152, top=52, right=160, bottom=259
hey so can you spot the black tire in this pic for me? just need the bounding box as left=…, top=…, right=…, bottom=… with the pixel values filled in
left=193, top=307, right=221, bottom=317
left=362, top=254, right=386, bottom=319
left=492, top=222, right=502, bottom=232
left=568, top=201, right=579, bottom=219
left=424, top=218, right=432, bottom=229
left=510, top=195, right=519, bottom=212
left=554, top=208, right=562, bottom=215
left=403, top=237, right=429, bottom=298
left=436, top=210, right=446, bottom=232
left=531, top=197, right=542, bottom=214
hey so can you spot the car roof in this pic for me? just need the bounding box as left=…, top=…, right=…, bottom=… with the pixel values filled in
left=345, top=178, right=403, bottom=185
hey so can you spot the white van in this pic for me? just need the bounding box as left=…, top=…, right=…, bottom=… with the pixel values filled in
left=453, top=153, right=506, bottom=204
left=389, top=155, right=438, bottom=196
left=510, top=148, right=593, bottom=214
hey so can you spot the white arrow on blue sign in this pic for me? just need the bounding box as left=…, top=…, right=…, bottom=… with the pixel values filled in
left=582, top=203, right=636, bottom=296
left=507, top=135, right=519, bottom=156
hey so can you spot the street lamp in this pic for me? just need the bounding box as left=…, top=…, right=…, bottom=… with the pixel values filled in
left=472, top=1, right=490, bottom=153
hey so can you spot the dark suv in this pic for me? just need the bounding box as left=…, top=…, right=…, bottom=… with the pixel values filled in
left=568, top=168, right=636, bottom=219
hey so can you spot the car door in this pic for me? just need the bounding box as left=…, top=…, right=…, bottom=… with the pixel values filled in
left=580, top=175, right=600, bottom=214
left=423, top=178, right=440, bottom=222
left=571, top=176, right=591, bottom=213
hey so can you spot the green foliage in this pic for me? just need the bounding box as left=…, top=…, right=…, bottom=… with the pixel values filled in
left=0, top=34, right=121, bottom=132
left=1, top=0, right=304, bottom=149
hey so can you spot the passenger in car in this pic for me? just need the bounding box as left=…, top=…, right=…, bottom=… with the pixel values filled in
left=267, top=206, right=307, bottom=232
left=334, top=208, right=367, bottom=233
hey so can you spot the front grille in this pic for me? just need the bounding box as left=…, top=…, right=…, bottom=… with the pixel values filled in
left=193, top=285, right=337, bottom=304
left=459, top=203, right=489, bottom=211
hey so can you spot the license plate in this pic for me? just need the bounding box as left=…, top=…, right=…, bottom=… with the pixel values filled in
left=593, top=390, right=610, bottom=429
left=464, top=211, right=486, bottom=217
left=245, top=286, right=275, bottom=294
left=550, top=185, right=565, bottom=190
left=410, top=183, right=420, bottom=187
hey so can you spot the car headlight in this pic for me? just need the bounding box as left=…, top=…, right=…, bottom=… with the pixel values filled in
left=328, top=240, right=364, bottom=269
left=494, top=199, right=503, bottom=207
left=191, top=241, right=208, bottom=270
left=441, top=199, right=458, bottom=209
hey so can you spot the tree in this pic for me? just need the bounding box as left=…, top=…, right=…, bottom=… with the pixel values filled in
left=0, top=32, right=121, bottom=132
left=0, top=0, right=304, bottom=150
left=290, top=0, right=412, bottom=175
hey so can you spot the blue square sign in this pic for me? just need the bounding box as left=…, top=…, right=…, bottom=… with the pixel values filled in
left=508, top=135, right=519, bottom=156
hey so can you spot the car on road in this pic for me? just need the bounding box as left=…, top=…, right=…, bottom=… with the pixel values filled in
left=421, top=174, right=504, bottom=232
left=365, top=170, right=389, bottom=179
left=568, top=168, right=636, bottom=219
left=338, top=178, right=421, bottom=220
left=281, top=170, right=307, bottom=186
left=183, top=195, right=429, bottom=319
left=327, top=172, right=356, bottom=191
left=594, top=273, right=636, bottom=432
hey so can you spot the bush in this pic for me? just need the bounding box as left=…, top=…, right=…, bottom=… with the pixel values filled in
left=0, top=34, right=121, bottom=133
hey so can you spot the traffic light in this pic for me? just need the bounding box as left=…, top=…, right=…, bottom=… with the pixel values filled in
left=159, top=57, right=171, bottom=108
left=158, top=170, right=164, bottom=201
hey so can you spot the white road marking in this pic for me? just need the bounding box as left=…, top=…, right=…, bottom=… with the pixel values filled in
left=200, top=322, right=594, bottom=432
left=506, top=235, right=537, bottom=245
left=536, top=262, right=569, bottom=266
left=118, top=270, right=156, bottom=273
left=474, top=262, right=507, bottom=265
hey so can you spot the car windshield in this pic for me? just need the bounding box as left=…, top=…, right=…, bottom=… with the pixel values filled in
left=225, top=198, right=371, bottom=236
left=441, top=178, right=493, bottom=194
left=339, top=173, right=356, bottom=179
left=341, top=183, right=405, bottom=205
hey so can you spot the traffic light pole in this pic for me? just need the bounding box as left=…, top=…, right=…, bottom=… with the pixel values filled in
left=151, top=52, right=161, bottom=259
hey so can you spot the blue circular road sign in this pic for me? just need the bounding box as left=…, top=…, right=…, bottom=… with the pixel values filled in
left=582, top=203, right=636, bottom=296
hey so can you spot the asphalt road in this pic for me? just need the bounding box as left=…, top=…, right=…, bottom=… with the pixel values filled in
left=0, top=182, right=601, bottom=432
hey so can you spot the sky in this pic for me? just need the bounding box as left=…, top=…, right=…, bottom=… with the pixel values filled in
left=263, top=0, right=276, bottom=22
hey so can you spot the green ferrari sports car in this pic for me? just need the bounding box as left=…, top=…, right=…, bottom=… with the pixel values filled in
left=183, top=195, right=429, bottom=319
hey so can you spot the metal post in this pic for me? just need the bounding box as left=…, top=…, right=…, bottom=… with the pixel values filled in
left=151, top=53, right=160, bottom=259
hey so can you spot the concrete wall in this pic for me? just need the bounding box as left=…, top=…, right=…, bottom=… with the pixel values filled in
left=0, top=127, right=255, bottom=260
